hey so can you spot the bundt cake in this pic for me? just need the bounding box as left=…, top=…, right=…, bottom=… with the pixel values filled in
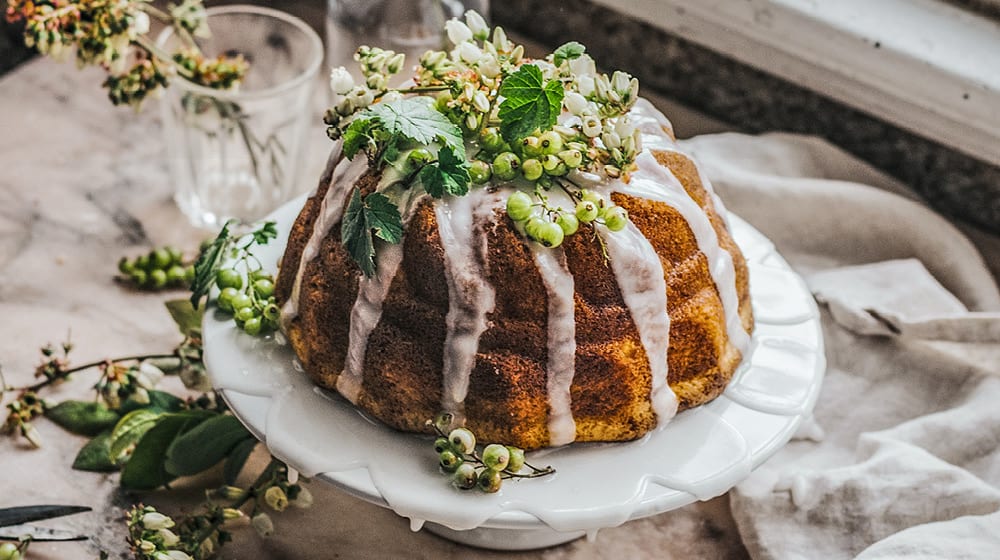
left=274, top=14, right=753, bottom=450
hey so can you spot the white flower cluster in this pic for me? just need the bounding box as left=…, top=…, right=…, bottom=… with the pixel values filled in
left=327, top=46, right=406, bottom=129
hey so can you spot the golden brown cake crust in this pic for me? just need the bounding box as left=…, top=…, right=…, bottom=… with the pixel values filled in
left=278, top=147, right=753, bottom=450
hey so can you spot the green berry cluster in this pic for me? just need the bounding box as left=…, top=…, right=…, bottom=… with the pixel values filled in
left=427, top=413, right=554, bottom=493
left=215, top=267, right=280, bottom=336
left=505, top=187, right=628, bottom=249
left=118, top=246, right=194, bottom=290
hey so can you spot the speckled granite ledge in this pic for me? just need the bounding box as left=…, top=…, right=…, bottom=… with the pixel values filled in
left=496, top=0, right=1000, bottom=236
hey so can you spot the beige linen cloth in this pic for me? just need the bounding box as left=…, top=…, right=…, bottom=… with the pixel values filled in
left=679, top=133, right=1000, bottom=559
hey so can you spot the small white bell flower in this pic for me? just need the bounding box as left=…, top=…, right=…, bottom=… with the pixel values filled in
left=445, top=19, right=473, bottom=45
left=577, top=75, right=595, bottom=98
left=581, top=115, right=602, bottom=137
left=465, top=10, right=489, bottom=41
left=458, top=41, right=482, bottom=64
left=141, top=512, right=175, bottom=531
left=132, top=12, right=150, bottom=36
left=473, top=90, right=491, bottom=113
left=329, top=67, right=355, bottom=95
left=252, top=513, right=275, bottom=537
left=569, top=54, right=596, bottom=77
left=564, top=91, right=588, bottom=115
left=158, top=528, right=180, bottom=547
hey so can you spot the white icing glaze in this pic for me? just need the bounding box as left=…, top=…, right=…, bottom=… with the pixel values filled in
left=626, top=151, right=751, bottom=355
left=434, top=189, right=502, bottom=420
left=598, top=221, right=678, bottom=422
left=336, top=239, right=405, bottom=403
left=280, top=154, right=368, bottom=328
left=530, top=245, right=577, bottom=446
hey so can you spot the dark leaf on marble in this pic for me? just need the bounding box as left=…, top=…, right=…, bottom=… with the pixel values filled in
left=72, top=430, right=118, bottom=472
left=46, top=400, right=120, bottom=437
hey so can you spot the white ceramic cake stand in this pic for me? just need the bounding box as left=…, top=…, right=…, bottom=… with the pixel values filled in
left=203, top=195, right=825, bottom=551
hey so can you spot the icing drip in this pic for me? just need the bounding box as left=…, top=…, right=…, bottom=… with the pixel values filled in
left=280, top=155, right=368, bottom=328
left=434, top=189, right=502, bottom=421
left=598, top=221, right=678, bottom=422
left=626, top=152, right=751, bottom=354
left=530, top=246, right=577, bottom=446
left=336, top=239, right=405, bottom=403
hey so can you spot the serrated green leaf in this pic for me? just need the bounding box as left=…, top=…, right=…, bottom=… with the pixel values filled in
left=367, top=98, right=464, bottom=153
left=251, top=220, right=278, bottom=245
left=121, top=410, right=215, bottom=490
left=73, top=430, right=118, bottom=472
left=46, top=400, right=120, bottom=437
left=189, top=220, right=232, bottom=308
left=498, top=64, right=565, bottom=144
left=109, top=409, right=163, bottom=462
left=341, top=188, right=375, bottom=276
left=365, top=192, right=404, bottom=243
left=223, top=436, right=257, bottom=485
left=342, top=115, right=375, bottom=160
left=165, top=299, right=204, bottom=337
left=419, top=146, right=471, bottom=198
left=553, top=41, right=586, bottom=67
left=164, top=414, right=251, bottom=477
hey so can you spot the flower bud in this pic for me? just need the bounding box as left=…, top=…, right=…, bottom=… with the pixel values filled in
left=200, top=537, right=215, bottom=557
left=264, top=486, right=288, bottom=512
left=465, top=10, right=489, bottom=40
left=22, top=423, right=42, bottom=448
left=155, top=551, right=193, bottom=560
left=564, top=91, right=588, bottom=115
left=569, top=54, right=596, bottom=77
left=478, top=56, right=501, bottom=79
left=465, top=113, right=479, bottom=131
left=492, top=27, right=511, bottom=52
left=328, top=67, right=355, bottom=95
left=223, top=507, right=244, bottom=519
left=581, top=115, right=602, bottom=138
left=445, top=19, right=473, bottom=45
left=594, top=75, right=610, bottom=101
left=421, top=49, right=447, bottom=68
left=611, top=71, right=631, bottom=94
left=365, top=73, right=387, bottom=91
left=472, top=91, right=490, bottom=113
left=158, top=528, right=180, bottom=547
left=510, top=45, right=525, bottom=64
left=132, top=387, right=150, bottom=405
left=614, top=116, right=636, bottom=138
left=218, top=486, right=245, bottom=500
left=387, top=53, right=406, bottom=74
left=142, top=511, right=175, bottom=530
left=252, top=513, right=275, bottom=537
left=139, top=540, right=157, bottom=554
left=137, top=361, right=164, bottom=388
left=577, top=75, right=595, bottom=98
left=602, top=130, right=622, bottom=150
left=458, top=41, right=482, bottom=64
left=132, top=11, right=150, bottom=36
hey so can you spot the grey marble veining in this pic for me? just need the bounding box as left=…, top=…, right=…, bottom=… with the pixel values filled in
left=0, top=57, right=749, bottom=559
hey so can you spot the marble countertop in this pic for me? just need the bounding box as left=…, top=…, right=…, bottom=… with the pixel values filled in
left=0, top=58, right=749, bottom=559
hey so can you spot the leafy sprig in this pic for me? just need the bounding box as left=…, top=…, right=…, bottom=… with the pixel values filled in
left=497, top=64, right=565, bottom=144
left=341, top=190, right=403, bottom=277
left=189, top=220, right=276, bottom=309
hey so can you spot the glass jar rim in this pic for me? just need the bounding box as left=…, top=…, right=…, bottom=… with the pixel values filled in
left=155, top=4, right=324, bottom=101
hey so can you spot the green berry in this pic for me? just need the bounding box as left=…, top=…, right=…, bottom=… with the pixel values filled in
left=547, top=161, right=569, bottom=177
left=134, top=254, right=150, bottom=271
left=581, top=189, right=603, bottom=205
left=479, top=127, right=507, bottom=153
left=575, top=200, right=599, bottom=223
left=166, top=265, right=187, bottom=285
left=253, top=278, right=275, bottom=299
left=482, top=443, right=510, bottom=470
left=249, top=269, right=271, bottom=282
left=505, top=447, right=526, bottom=473
left=218, top=287, right=239, bottom=312
left=603, top=205, right=629, bottom=232
left=539, top=131, right=564, bottom=155
left=263, top=302, right=281, bottom=323
left=118, top=256, right=134, bottom=275
left=407, top=148, right=433, bottom=168
left=520, top=135, right=542, bottom=158
left=524, top=216, right=547, bottom=240
left=521, top=158, right=543, bottom=181
left=151, top=248, right=173, bottom=270
left=184, top=265, right=195, bottom=284
left=235, top=306, right=257, bottom=323
left=541, top=154, right=561, bottom=173
left=453, top=463, right=478, bottom=490
left=558, top=149, right=583, bottom=168
left=130, top=269, right=148, bottom=287
left=492, top=152, right=521, bottom=181
left=149, top=268, right=168, bottom=289
left=0, top=542, right=19, bottom=560
left=477, top=468, right=502, bottom=493
left=434, top=412, right=456, bottom=433
left=434, top=437, right=452, bottom=454
left=434, top=91, right=452, bottom=112
left=556, top=213, right=579, bottom=236
left=469, top=160, right=492, bottom=184
left=506, top=191, right=534, bottom=222
left=230, top=292, right=253, bottom=311
left=535, top=221, right=565, bottom=248
left=166, top=246, right=183, bottom=265
left=448, top=427, right=476, bottom=454
left=243, top=316, right=262, bottom=336
left=439, top=450, right=463, bottom=472
left=216, top=268, right=243, bottom=290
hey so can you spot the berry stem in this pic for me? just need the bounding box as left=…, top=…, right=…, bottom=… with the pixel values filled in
left=15, top=353, right=177, bottom=393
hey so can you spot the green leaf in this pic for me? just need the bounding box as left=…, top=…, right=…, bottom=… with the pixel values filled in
left=165, top=299, right=204, bottom=337
left=553, top=41, right=586, bottom=67
left=342, top=115, right=376, bottom=160
left=45, top=400, right=120, bottom=437
left=419, top=146, right=471, bottom=198
left=73, top=430, right=118, bottom=472
left=341, top=190, right=403, bottom=277
left=121, top=410, right=215, bottom=490
left=109, top=409, right=163, bottom=462
left=164, top=414, right=252, bottom=477
left=251, top=220, right=278, bottom=245
left=498, top=64, right=565, bottom=144
left=189, top=220, right=233, bottom=308
left=120, top=390, right=185, bottom=415
left=223, top=436, right=258, bottom=485
left=367, top=98, right=464, bottom=154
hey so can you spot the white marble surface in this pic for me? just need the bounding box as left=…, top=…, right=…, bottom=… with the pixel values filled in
left=0, top=58, right=749, bottom=559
